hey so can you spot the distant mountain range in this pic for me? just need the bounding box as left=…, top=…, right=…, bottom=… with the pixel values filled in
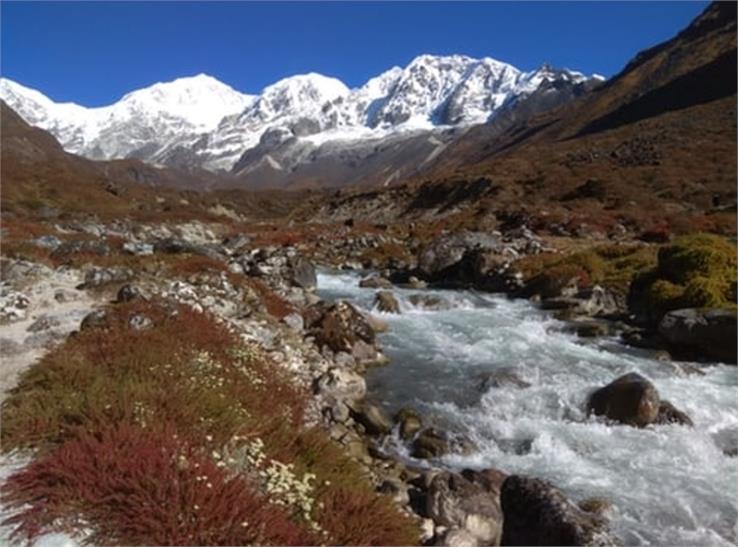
left=0, top=55, right=602, bottom=188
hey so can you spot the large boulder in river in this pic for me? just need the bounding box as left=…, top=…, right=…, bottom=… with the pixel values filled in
left=426, top=469, right=506, bottom=546
left=501, top=475, right=615, bottom=546
left=587, top=372, right=660, bottom=427
left=658, top=308, right=737, bottom=364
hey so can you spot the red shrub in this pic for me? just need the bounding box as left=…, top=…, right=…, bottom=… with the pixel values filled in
left=167, top=255, right=228, bottom=277
left=245, top=278, right=296, bottom=319
left=1, top=423, right=315, bottom=546
left=317, top=486, right=419, bottom=546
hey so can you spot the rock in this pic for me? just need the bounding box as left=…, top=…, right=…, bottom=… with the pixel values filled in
left=395, top=407, right=423, bottom=440
left=0, top=289, right=30, bottom=323
left=353, top=402, right=392, bottom=436
left=375, top=291, right=401, bottom=313
left=407, top=294, right=451, bottom=310
left=78, top=267, right=132, bottom=289
left=501, top=475, right=615, bottom=546
left=122, top=241, right=154, bottom=256
left=658, top=308, right=737, bottom=364
left=315, top=367, right=367, bottom=402
left=406, top=276, right=428, bottom=289
left=420, top=519, right=435, bottom=543
left=80, top=309, right=109, bottom=331
left=50, top=240, right=111, bottom=261
left=359, top=275, right=393, bottom=289
left=418, top=232, right=501, bottom=280
left=0, top=338, right=23, bottom=355
left=654, top=400, right=693, bottom=426
left=27, top=314, right=61, bottom=333
left=32, top=235, right=62, bottom=250
left=575, top=286, right=623, bottom=316
left=222, top=234, right=252, bottom=254
left=128, top=313, right=153, bottom=331
left=282, top=312, right=304, bottom=332
left=426, top=469, right=505, bottom=546
left=153, top=238, right=222, bottom=260
left=587, top=372, right=660, bottom=427
left=578, top=497, right=614, bottom=518
left=326, top=400, right=351, bottom=424
left=116, top=284, right=144, bottom=304
left=379, top=477, right=410, bottom=506
left=306, top=301, right=376, bottom=354
left=478, top=369, right=531, bottom=391
left=574, top=321, right=612, bottom=338
left=288, top=256, right=317, bottom=289
left=364, top=313, right=389, bottom=333
left=412, top=428, right=451, bottom=459
left=441, top=528, right=478, bottom=547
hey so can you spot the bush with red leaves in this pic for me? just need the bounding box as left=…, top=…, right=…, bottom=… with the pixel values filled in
left=1, top=423, right=315, bottom=546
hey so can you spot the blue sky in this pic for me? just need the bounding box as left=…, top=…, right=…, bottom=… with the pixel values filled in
left=1, top=1, right=708, bottom=106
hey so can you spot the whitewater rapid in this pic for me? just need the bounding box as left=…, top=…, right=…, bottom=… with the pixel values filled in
left=318, top=270, right=738, bottom=546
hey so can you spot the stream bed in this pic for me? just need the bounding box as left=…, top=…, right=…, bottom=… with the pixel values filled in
left=318, top=270, right=738, bottom=546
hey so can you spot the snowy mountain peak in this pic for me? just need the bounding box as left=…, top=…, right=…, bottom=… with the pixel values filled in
left=116, top=73, right=255, bottom=130
left=1, top=54, right=604, bottom=172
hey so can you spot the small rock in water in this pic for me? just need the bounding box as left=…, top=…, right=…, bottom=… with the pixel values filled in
left=478, top=369, right=531, bottom=391
left=407, top=293, right=451, bottom=310
left=359, top=275, right=393, bottom=289
left=375, top=290, right=401, bottom=314
left=412, top=428, right=452, bottom=459
left=394, top=407, right=423, bottom=440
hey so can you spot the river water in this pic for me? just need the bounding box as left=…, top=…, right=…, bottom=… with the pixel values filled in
left=318, top=270, right=738, bottom=546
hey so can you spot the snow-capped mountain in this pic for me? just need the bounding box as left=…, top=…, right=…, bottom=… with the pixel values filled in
left=0, top=55, right=603, bottom=179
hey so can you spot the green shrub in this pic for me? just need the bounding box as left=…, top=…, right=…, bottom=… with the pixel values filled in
left=629, top=233, right=737, bottom=321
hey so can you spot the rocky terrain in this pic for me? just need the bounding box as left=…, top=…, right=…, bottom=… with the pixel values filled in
left=0, top=2, right=736, bottom=546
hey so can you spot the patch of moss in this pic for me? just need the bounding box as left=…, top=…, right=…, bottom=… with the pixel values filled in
left=519, top=244, right=655, bottom=298
left=630, top=233, right=737, bottom=321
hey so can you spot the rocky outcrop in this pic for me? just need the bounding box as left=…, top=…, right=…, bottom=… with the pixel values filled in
left=587, top=372, right=660, bottom=427
left=658, top=308, right=737, bottom=364
left=426, top=469, right=506, bottom=546
left=500, top=475, right=615, bottom=546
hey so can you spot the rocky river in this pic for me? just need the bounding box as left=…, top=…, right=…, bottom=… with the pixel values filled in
left=318, top=270, right=738, bottom=546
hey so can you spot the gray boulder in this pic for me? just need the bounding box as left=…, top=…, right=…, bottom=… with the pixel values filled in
left=426, top=469, right=506, bottom=546
left=288, top=256, right=317, bottom=289
left=658, top=308, right=737, bottom=364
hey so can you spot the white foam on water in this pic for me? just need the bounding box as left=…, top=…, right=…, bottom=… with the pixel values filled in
left=318, top=270, right=738, bottom=545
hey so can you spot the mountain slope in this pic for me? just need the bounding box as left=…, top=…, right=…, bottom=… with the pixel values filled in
left=294, top=2, right=736, bottom=238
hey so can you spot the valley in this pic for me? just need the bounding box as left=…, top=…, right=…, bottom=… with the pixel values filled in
left=0, top=2, right=736, bottom=546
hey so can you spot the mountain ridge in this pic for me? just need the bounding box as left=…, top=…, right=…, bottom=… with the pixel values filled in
left=0, top=54, right=602, bottom=177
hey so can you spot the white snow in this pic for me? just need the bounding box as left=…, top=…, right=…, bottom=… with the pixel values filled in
left=0, top=56, right=604, bottom=172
